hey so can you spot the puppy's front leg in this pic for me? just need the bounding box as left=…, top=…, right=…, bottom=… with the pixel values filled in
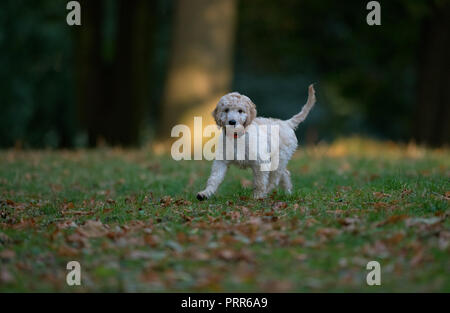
left=197, top=160, right=228, bottom=200
left=252, top=168, right=269, bottom=199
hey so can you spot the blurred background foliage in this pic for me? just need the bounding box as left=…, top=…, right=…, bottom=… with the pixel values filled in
left=0, top=0, right=449, bottom=148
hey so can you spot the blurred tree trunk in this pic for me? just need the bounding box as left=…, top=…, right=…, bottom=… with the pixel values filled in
left=414, top=3, right=450, bottom=146
left=158, top=0, right=236, bottom=141
left=75, top=0, right=104, bottom=147
left=110, top=0, right=155, bottom=146
left=75, top=0, right=155, bottom=147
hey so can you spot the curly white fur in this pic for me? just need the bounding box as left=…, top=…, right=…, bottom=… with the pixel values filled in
left=197, top=84, right=316, bottom=200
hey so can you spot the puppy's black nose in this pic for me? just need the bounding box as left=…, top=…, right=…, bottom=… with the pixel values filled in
left=229, top=120, right=236, bottom=126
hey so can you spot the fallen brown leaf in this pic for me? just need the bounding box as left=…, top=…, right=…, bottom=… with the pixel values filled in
left=438, top=231, right=450, bottom=250
left=291, top=236, right=306, bottom=245
left=56, top=221, right=77, bottom=229
left=217, top=249, right=235, bottom=261
left=316, top=228, right=340, bottom=239
left=144, top=234, right=159, bottom=247
left=337, top=217, right=360, bottom=227
left=228, top=211, right=241, bottom=220
left=405, top=217, right=442, bottom=227
left=240, top=178, right=252, bottom=188
left=384, top=232, right=405, bottom=245
left=77, top=220, right=109, bottom=238
left=273, top=202, right=288, bottom=210
left=376, top=214, right=408, bottom=227
left=57, top=245, right=79, bottom=257
left=160, top=196, right=172, bottom=207
left=373, top=192, right=391, bottom=199
left=62, top=210, right=93, bottom=216
left=410, top=248, right=425, bottom=267
left=401, top=189, right=413, bottom=198
left=175, top=199, right=192, bottom=206
left=0, top=249, right=15, bottom=260
left=63, top=202, right=75, bottom=210
left=0, top=269, right=14, bottom=283
left=0, top=232, right=11, bottom=244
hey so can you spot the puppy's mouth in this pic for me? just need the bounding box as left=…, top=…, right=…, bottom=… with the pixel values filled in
left=224, top=126, right=243, bottom=139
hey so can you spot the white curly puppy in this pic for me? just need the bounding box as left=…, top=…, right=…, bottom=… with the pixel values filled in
left=197, top=84, right=316, bottom=200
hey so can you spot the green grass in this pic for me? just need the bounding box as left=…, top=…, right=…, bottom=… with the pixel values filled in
left=0, top=138, right=449, bottom=292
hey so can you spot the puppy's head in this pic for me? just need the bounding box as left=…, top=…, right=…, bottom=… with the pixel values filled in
left=212, top=92, right=256, bottom=135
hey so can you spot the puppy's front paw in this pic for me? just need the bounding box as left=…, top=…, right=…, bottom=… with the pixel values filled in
left=196, top=192, right=208, bottom=201
left=253, top=191, right=267, bottom=199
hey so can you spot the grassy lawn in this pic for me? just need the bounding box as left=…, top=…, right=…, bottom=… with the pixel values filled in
left=0, top=138, right=448, bottom=292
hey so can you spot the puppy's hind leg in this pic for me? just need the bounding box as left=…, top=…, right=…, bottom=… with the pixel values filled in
left=197, top=160, right=228, bottom=200
left=267, top=169, right=283, bottom=194
left=280, top=169, right=292, bottom=194
left=252, top=168, right=269, bottom=199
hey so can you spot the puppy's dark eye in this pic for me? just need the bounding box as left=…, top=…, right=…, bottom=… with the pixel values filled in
left=238, top=109, right=243, bottom=113
left=224, top=108, right=229, bottom=113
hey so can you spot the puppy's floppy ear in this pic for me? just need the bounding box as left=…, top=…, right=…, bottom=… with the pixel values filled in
left=212, top=106, right=222, bottom=127
left=244, top=98, right=257, bottom=128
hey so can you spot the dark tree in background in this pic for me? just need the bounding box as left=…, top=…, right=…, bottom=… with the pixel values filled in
left=0, top=1, right=76, bottom=148
left=159, top=0, right=236, bottom=142
left=414, top=1, right=450, bottom=147
left=75, top=0, right=155, bottom=147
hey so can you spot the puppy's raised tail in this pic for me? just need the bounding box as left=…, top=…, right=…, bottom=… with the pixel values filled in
left=286, top=84, right=316, bottom=130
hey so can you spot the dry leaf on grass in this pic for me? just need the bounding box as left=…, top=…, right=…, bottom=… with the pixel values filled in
left=373, top=192, right=391, bottom=198
left=0, top=249, right=16, bottom=260
left=401, top=189, right=413, bottom=197
left=316, top=228, right=340, bottom=240
left=337, top=217, right=360, bottom=227
left=57, top=245, right=79, bottom=257
left=410, top=248, right=425, bottom=267
left=438, top=231, right=450, bottom=250
left=240, top=178, right=252, bottom=188
left=227, top=211, right=241, bottom=220
left=384, top=232, right=405, bottom=245
left=61, top=210, right=93, bottom=216
left=217, top=249, right=235, bottom=261
left=376, top=214, right=408, bottom=227
left=291, top=236, right=306, bottom=245
left=0, top=232, right=11, bottom=244
left=273, top=202, right=288, bottom=210
left=405, top=217, right=442, bottom=227
left=77, top=220, right=109, bottom=238
left=56, top=221, right=77, bottom=229
left=0, top=269, right=14, bottom=283
left=444, top=191, right=450, bottom=200
left=363, top=240, right=390, bottom=258
left=160, top=196, right=173, bottom=207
